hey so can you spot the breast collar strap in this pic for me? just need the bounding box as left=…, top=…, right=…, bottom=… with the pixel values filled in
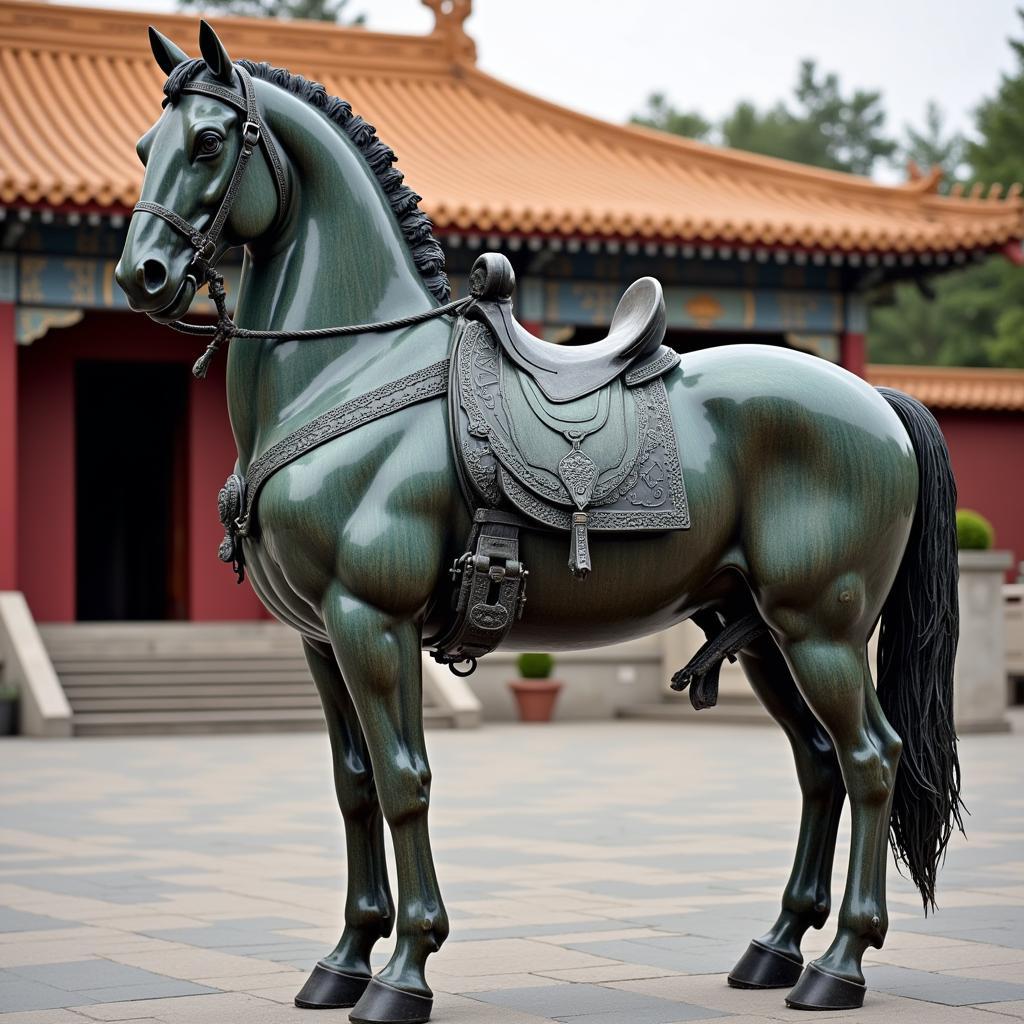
left=131, top=64, right=288, bottom=285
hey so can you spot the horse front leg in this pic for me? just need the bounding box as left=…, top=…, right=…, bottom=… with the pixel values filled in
left=321, top=583, right=448, bottom=1024
left=728, top=633, right=846, bottom=990
left=295, top=638, right=395, bottom=1010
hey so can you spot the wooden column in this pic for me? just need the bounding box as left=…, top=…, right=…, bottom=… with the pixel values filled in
left=0, top=302, right=15, bottom=590
left=840, top=331, right=866, bottom=378
left=841, top=292, right=867, bottom=378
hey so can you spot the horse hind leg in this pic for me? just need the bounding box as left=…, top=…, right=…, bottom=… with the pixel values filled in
left=774, top=629, right=902, bottom=1011
left=727, top=631, right=846, bottom=990
left=295, top=639, right=395, bottom=1010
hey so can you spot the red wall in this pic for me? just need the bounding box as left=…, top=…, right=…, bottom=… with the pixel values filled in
left=0, top=304, right=17, bottom=590
left=14, top=311, right=1023, bottom=616
left=16, top=311, right=266, bottom=622
left=937, top=408, right=1024, bottom=579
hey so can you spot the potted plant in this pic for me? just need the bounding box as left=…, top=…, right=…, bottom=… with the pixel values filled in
left=508, top=653, right=562, bottom=723
left=957, top=508, right=995, bottom=551
left=0, top=682, right=18, bottom=737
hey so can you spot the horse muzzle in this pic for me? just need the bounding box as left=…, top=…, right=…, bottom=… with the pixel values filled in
left=115, top=252, right=197, bottom=322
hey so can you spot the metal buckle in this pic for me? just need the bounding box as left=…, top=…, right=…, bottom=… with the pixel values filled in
left=449, top=552, right=472, bottom=582
left=241, top=121, right=261, bottom=148
left=190, top=237, right=216, bottom=266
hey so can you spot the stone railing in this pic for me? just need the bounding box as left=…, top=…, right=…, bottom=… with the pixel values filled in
left=0, top=592, right=72, bottom=737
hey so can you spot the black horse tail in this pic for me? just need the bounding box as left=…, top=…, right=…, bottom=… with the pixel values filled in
left=875, top=387, right=964, bottom=911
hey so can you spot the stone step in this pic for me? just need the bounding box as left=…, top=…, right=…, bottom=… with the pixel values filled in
left=73, top=705, right=454, bottom=736
left=59, top=672, right=313, bottom=688
left=51, top=659, right=308, bottom=675
left=41, top=622, right=458, bottom=736
left=61, top=682, right=318, bottom=697
left=69, top=694, right=325, bottom=712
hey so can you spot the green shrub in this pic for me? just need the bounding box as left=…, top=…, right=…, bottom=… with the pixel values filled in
left=0, top=684, right=18, bottom=702
left=956, top=509, right=995, bottom=550
left=517, top=652, right=555, bottom=679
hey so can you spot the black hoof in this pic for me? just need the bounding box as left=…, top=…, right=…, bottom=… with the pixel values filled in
left=727, top=939, right=803, bottom=989
left=295, top=962, right=371, bottom=1009
left=785, top=963, right=866, bottom=1010
left=349, top=977, right=433, bottom=1024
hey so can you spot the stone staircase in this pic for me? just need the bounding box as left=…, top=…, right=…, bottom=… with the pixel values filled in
left=38, top=622, right=461, bottom=736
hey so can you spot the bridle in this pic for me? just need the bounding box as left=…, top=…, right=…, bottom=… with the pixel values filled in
left=130, top=63, right=468, bottom=379
left=133, top=64, right=288, bottom=297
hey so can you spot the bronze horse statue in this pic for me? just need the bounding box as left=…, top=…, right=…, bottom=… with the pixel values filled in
left=115, top=23, right=962, bottom=1023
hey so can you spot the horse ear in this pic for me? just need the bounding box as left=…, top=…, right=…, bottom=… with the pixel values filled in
left=148, top=26, right=189, bottom=75
left=198, top=20, right=234, bottom=84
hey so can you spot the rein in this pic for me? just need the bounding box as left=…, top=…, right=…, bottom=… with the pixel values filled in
left=169, top=268, right=469, bottom=379
left=131, top=62, right=469, bottom=379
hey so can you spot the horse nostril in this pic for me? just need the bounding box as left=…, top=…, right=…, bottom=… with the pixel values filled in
left=139, top=258, right=168, bottom=294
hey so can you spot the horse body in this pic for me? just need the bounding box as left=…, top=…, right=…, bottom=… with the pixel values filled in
left=245, top=335, right=916, bottom=654
left=115, top=27, right=960, bottom=1024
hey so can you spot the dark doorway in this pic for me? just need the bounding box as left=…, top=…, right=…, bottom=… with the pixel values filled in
left=75, top=362, right=189, bottom=621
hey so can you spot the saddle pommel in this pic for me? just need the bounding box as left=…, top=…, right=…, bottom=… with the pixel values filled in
left=469, top=252, right=515, bottom=301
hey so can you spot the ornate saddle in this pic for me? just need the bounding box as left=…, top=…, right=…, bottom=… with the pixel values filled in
left=467, top=256, right=668, bottom=403
left=451, top=254, right=689, bottom=579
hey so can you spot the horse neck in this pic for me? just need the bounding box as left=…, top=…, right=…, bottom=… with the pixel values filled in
left=227, top=84, right=438, bottom=468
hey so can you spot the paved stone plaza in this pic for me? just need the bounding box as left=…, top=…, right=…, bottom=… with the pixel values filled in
left=1, top=716, right=1022, bottom=1024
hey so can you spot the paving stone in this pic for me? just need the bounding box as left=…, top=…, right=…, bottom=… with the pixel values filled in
left=7, top=961, right=169, bottom=993
left=1, top=721, right=1022, bottom=1024
left=865, top=964, right=1024, bottom=1004
left=75, top=981, right=218, bottom=1002
left=0, top=978, right=95, bottom=1013
left=551, top=1006, right=726, bottom=1023
left=0, top=1010, right=93, bottom=1024
left=564, top=938, right=738, bottom=974
left=468, top=981, right=699, bottom=1017
left=0, top=911, right=72, bottom=935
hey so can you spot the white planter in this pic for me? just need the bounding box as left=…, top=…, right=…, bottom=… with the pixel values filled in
left=955, top=550, right=1013, bottom=734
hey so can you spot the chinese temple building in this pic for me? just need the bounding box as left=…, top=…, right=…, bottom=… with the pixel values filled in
left=2, top=0, right=1022, bottom=625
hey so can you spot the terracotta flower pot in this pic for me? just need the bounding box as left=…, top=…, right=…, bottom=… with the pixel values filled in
left=508, top=679, right=563, bottom=722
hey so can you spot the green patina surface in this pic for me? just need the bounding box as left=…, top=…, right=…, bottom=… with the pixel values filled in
left=113, top=25, right=960, bottom=1022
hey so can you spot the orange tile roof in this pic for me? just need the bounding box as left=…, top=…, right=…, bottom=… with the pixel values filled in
left=866, top=364, right=1024, bottom=411
left=1, top=0, right=1021, bottom=255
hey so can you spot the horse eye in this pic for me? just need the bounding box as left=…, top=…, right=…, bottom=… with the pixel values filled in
left=195, top=131, right=223, bottom=159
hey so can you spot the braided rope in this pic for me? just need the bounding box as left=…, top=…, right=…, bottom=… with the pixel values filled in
left=168, top=268, right=470, bottom=378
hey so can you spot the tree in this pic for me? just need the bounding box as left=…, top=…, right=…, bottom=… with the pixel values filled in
left=788, top=60, right=896, bottom=175
left=630, top=92, right=711, bottom=141
left=870, top=261, right=1024, bottom=368
left=969, top=28, right=1024, bottom=187
left=870, top=16, right=1024, bottom=368
left=898, top=101, right=967, bottom=188
left=178, top=0, right=364, bottom=23
left=631, top=60, right=896, bottom=176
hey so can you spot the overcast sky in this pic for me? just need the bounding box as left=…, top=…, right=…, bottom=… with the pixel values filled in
left=75, top=0, right=1020, bottom=176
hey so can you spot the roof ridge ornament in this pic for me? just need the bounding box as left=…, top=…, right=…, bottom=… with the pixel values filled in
left=422, top=0, right=475, bottom=65
left=904, top=160, right=943, bottom=194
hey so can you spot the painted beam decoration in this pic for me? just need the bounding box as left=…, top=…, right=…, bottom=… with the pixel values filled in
left=452, top=273, right=859, bottom=341
left=16, top=257, right=849, bottom=333
left=4, top=253, right=242, bottom=342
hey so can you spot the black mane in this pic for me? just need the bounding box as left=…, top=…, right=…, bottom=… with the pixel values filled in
left=163, top=58, right=450, bottom=303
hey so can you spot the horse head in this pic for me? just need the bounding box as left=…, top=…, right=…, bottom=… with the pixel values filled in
left=115, top=23, right=286, bottom=322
